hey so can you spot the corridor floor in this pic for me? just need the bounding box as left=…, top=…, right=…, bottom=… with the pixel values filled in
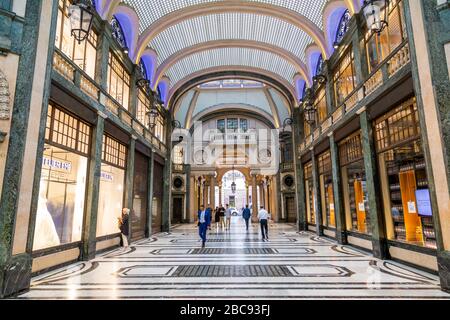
left=18, top=218, right=450, bottom=299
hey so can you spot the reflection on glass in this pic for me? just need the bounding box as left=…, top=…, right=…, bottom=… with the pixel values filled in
left=96, top=164, right=125, bottom=237
left=33, top=145, right=87, bottom=250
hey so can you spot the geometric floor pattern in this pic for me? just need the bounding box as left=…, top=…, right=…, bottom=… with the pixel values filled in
left=17, top=217, right=450, bottom=300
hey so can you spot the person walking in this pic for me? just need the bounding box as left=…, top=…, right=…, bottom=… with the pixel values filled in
left=225, top=204, right=232, bottom=230
left=242, top=204, right=252, bottom=231
left=118, top=208, right=130, bottom=249
left=258, top=206, right=270, bottom=240
left=198, top=204, right=212, bottom=247
left=217, top=204, right=225, bottom=230
left=214, top=206, right=220, bottom=231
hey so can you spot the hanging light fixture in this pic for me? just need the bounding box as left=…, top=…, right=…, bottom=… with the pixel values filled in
left=231, top=166, right=236, bottom=194
left=362, top=0, right=389, bottom=35
left=303, top=101, right=316, bottom=126
left=68, top=0, right=94, bottom=43
left=147, top=105, right=158, bottom=130
left=136, top=77, right=150, bottom=90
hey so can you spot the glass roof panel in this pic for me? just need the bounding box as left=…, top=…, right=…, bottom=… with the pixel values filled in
left=165, top=47, right=297, bottom=86
left=123, top=0, right=329, bottom=34
left=150, top=13, right=314, bottom=65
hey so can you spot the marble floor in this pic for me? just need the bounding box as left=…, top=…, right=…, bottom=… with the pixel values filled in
left=18, top=217, right=450, bottom=300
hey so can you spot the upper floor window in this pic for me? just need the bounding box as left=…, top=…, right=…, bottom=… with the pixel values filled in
left=111, top=16, right=128, bottom=50
left=217, top=119, right=225, bottom=133
left=365, top=0, right=407, bottom=72
left=153, top=113, right=165, bottom=144
left=227, top=118, right=239, bottom=133
left=335, top=9, right=351, bottom=45
left=315, top=87, right=327, bottom=124
left=136, top=89, right=151, bottom=127
left=333, top=49, right=356, bottom=106
left=107, top=52, right=130, bottom=109
left=240, top=119, right=248, bottom=133
left=55, top=0, right=98, bottom=79
left=173, top=146, right=184, bottom=165
left=315, top=55, right=324, bottom=76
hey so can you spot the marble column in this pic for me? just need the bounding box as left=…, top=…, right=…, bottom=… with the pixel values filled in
left=189, top=174, right=196, bottom=223
left=245, top=184, right=249, bottom=205
left=360, top=110, right=388, bottom=259
left=329, top=134, right=347, bottom=244
left=81, top=112, right=106, bottom=260
left=209, top=176, right=215, bottom=209
left=311, top=150, right=323, bottom=236
left=95, top=23, right=110, bottom=92
left=202, top=180, right=207, bottom=208
left=264, top=182, right=269, bottom=211
left=403, top=0, right=450, bottom=292
left=145, top=149, right=154, bottom=238
left=124, top=136, right=136, bottom=240
left=259, top=183, right=265, bottom=209
left=251, top=175, right=258, bottom=219
left=0, top=0, right=57, bottom=298
left=161, top=118, right=173, bottom=233
left=292, top=107, right=307, bottom=231
left=273, top=174, right=281, bottom=222
left=218, top=184, right=223, bottom=206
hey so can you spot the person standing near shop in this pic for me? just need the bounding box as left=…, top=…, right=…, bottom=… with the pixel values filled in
left=225, top=204, right=232, bottom=231
left=214, top=206, right=220, bottom=231
left=218, top=204, right=226, bottom=230
left=118, top=208, right=130, bottom=249
left=242, top=205, right=252, bottom=231
left=258, top=206, right=270, bottom=240
left=198, top=204, right=212, bottom=248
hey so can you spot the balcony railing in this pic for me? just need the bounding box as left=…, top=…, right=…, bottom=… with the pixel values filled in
left=281, top=162, right=294, bottom=172
left=298, top=40, right=411, bottom=155
left=53, top=49, right=167, bottom=155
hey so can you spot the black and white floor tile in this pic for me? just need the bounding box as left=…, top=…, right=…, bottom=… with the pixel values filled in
left=18, top=218, right=450, bottom=299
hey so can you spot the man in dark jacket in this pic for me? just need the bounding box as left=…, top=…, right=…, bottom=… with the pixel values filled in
left=198, top=204, right=212, bottom=247
left=242, top=205, right=252, bottom=231
left=119, top=208, right=130, bottom=248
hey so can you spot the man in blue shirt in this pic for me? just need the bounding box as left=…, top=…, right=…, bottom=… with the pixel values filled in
left=198, top=204, right=212, bottom=247
left=242, top=204, right=252, bottom=231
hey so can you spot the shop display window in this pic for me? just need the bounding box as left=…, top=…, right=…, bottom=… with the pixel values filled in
left=339, top=131, right=371, bottom=234
left=96, top=135, right=127, bottom=237
left=33, top=105, right=91, bottom=251
left=375, top=97, right=436, bottom=248
left=55, top=0, right=98, bottom=79
left=333, top=49, right=356, bottom=106
left=107, top=52, right=130, bottom=109
left=318, top=150, right=336, bottom=228
left=304, top=162, right=315, bottom=225
left=365, top=0, right=407, bottom=73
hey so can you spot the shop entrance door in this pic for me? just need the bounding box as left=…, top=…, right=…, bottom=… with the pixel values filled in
left=172, top=197, right=183, bottom=224
left=285, top=196, right=296, bottom=223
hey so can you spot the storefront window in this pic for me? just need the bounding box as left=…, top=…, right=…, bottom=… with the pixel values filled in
left=55, top=0, right=97, bottom=79
left=339, top=131, right=371, bottom=234
left=318, top=150, right=336, bottom=228
left=33, top=104, right=91, bottom=251
left=375, top=97, right=436, bottom=248
left=217, top=119, right=225, bottom=133
left=333, top=49, right=356, bottom=106
left=96, top=135, right=127, bottom=237
left=314, top=87, right=327, bottom=124
left=107, top=52, right=130, bottom=109
left=365, top=0, right=407, bottom=72
left=304, top=162, right=315, bottom=225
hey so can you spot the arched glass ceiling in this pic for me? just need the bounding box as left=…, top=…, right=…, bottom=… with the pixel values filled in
left=123, top=0, right=329, bottom=34
left=166, top=47, right=297, bottom=86
left=150, top=13, right=314, bottom=65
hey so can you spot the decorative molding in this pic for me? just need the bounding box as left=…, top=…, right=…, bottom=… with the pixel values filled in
left=0, top=67, right=10, bottom=120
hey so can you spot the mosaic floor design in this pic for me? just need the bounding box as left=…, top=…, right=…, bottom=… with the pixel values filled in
left=17, top=218, right=450, bottom=300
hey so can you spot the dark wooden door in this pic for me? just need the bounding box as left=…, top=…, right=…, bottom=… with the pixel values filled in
left=172, top=197, right=183, bottom=224
left=286, top=196, right=297, bottom=223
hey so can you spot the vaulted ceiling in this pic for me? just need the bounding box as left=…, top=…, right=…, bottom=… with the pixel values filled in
left=94, top=0, right=364, bottom=106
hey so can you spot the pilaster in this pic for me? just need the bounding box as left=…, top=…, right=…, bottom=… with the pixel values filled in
left=360, top=110, right=388, bottom=259
left=145, top=149, right=154, bottom=238
left=292, top=107, right=307, bottom=231
left=81, top=112, right=105, bottom=260
left=124, top=135, right=136, bottom=239
left=329, top=134, right=347, bottom=244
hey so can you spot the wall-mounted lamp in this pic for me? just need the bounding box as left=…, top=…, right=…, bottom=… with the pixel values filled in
left=362, top=0, right=389, bottom=35
left=68, top=0, right=94, bottom=43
